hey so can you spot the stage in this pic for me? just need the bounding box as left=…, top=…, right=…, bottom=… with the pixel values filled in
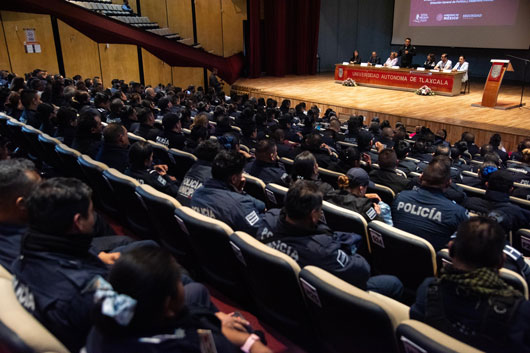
left=231, top=73, right=530, bottom=152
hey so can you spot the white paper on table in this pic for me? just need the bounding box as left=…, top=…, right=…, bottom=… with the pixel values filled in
left=391, top=66, right=400, bottom=69
left=360, top=63, right=368, bottom=67
left=443, top=69, right=452, bottom=73
left=342, top=62, right=349, bottom=65
left=375, top=64, right=383, bottom=68
left=416, top=67, right=425, bottom=71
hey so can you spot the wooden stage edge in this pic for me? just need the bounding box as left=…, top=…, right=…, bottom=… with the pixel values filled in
left=232, top=73, right=530, bottom=152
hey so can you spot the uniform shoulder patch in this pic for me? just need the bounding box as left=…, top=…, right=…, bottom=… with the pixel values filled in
left=336, top=249, right=349, bottom=268
left=245, top=210, right=260, bottom=226
left=365, top=207, right=377, bottom=220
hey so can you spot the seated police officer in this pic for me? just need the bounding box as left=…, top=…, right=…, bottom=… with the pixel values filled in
left=410, top=217, right=530, bottom=352
left=191, top=150, right=266, bottom=236
left=133, top=107, right=159, bottom=139
left=12, top=178, right=111, bottom=353
left=257, top=180, right=403, bottom=299
left=177, top=139, right=220, bottom=206
left=392, top=156, right=469, bottom=251
left=125, top=141, right=179, bottom=198
left=96, top=123, right=130, bottom=172
left=244, top=139, right=290, bottom=187
left=369, top=148, right=413, bottom=194
left=147, top=112, right=186, bottom=150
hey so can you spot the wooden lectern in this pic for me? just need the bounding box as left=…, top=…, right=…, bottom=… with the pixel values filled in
left=472, top=59, right=519, bottom=110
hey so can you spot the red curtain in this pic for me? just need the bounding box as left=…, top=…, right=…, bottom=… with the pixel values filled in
left=248, top=0, right=262, bottom=78
left=249, top=0, right=321, bottom=77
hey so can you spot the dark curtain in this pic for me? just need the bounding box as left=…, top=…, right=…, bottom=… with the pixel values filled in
left=249, top=0, right=321, bottom=77
left=248, top=0, right=261, bottom=77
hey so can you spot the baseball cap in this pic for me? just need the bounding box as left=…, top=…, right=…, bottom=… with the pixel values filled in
left=346, top=168, right=375, bottom=188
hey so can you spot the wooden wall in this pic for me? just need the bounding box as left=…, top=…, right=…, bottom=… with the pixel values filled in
left=0, top=1, right=246, bottom=89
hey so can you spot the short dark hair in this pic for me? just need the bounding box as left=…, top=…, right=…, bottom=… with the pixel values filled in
left=434, top=145, right=450, bottom=157
left=162, top=113, right=180, bottom=132
left=285, top=180, right=322, bottom=220
left=292, top=151, right=317, bottom=180
left=129, top=141, right=153, bottom=170
left=452, top=217, right=505, bottom=269
left=94, top=246, right=181, bottom=335
left=211, top=150, right=246, bottom=182
left=56, top=106, right=77, bottom=127
left=487, top=170, right=513, bottom=193
left=194, top=139, right=220, bottom=162
left=421, top=155, right=451, bottom=187
left=394, top=140, right=410, bottom=160
left=76, top=110, right=100, bottom=137
left=27, top=177, right=92, bottom=235
left=255, top=139, right=276, bottom=160
left=378, top=148, right=397, bottom=169
left=110, top=98, right=124, bottom=114
left=103, top=123, right=126, bottom=144
left=0, top=159, right=38, bottom=208
left=137, top=108, right=153, bottom=124
left=357, top=130, right=373, bottom=152
left=20, top=89, right=38, bottom=108
left=94, top=92, right=110, bottom=107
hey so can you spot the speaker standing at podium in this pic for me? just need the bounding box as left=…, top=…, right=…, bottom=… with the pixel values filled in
left=398, top=37, right=416, bottom=68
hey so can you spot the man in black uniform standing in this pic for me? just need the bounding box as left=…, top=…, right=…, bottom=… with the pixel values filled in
left=209, top=67, right=223, bottom=94
left=398, top=37, right=416, bottom=68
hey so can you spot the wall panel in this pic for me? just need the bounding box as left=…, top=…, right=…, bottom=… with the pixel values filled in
left=111, top=0, right=137, bottom=13
left=58, top=20, right=101, bottom=80
left=139, top=0, right=168, bottom=28
left=98, top=43, right=139, bottom=87
left=166, top=0, right=194, bottom=41
left=1, top=11, right=58, bottom=76
left=221, top=0, right=246, bottom=57
left=142, top=49, right=172, bottom=87
left=0, top=16, right=11, bottom=71
left=171, top=67, right=204, bottom=89
left=195, top=0, right=223, bottom=55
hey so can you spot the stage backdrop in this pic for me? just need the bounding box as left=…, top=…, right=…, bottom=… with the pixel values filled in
left=318, top=0, right=529, bottom=82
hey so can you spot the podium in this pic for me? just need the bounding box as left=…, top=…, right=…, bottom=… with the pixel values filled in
left=472, top=59, right=520, bottom=110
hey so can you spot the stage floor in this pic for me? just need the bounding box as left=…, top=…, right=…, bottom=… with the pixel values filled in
left=232, top=73, right=530, bottom=151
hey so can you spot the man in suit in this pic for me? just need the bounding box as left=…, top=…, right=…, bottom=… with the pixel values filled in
left=398, top=38, right=416, bottom=68
left=452, top=55, right=469, bottom=82
left=368, top=51, right=381, bottom=65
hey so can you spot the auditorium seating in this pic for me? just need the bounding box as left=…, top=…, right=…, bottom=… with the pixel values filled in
left=127, top=132, right=145, bottom=144
left=299, top=265, right=409, bottom=353
left=229, top=231, right=311, bottom=337
left=396, top=320, right=483, bottom=353
left=264, top=183, right=288, bottom=208
left=513, top=229, right=530, bottom=257
left=168, top=148, right=197, bottom=180
left=0, top=320, right=34, bottom=353
left=242, top=173, right=269, bottom=207
left=367, top=183, right=395, bottom=204
left=21, top=125, right=45, bottom=162
left=0, top=277, right=70, bottom=353
left=317, top=167, right=344, bottom=189
left=54, top=143, right=84, bottom=180
left=38, top=134, right=63, bottom=169
left=368, top=220, right=437, bottom=290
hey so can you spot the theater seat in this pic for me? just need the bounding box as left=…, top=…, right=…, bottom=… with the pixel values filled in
left=367, top=183, right=396, bottom=204
left=322, top=201, right=371, bottom=255
left=0, top=277, right=70, bottom=353
left=127, top=132, right=146, bottom=144
left=174, top=207, right=247, bottom=301
left=265, top=183, right=288, bottom=208
left=0, top=320, right=34, bottom=353
left=55, top=144, right=84, bottom=179
left=396, top=320, right=482, bottom=353
left=318, top=168, right=344, bottom=189
left=21, top=125, right=44, bottom=162
left=368, top=220, right=437, bottom=289
left=229, top=231, right=311, bottom=337
left=6, top=119, right=28, bottom=152
left=242, top=173, right=268, bottom=207
left=77, top=155, right=119, bottom=218
left=299, top=266, right=409, bottom=353
left=0, top=113, right=12, bottom=137
left=437, top=248, right=529, bottom=299
left=146, top=140, right=175, bottom=176
left=38, top=134, right=63, bottom=169
left=279, top=157, right=294, bottom=174
left=0, top=265, right=11, bottom=280
left=457, top=183, right=486, bottom=198
left=102, top=168, right=153, bottom=239
left=135, top=184, right=195, bottom=268
left=168, top=148, right=197, bottom=180
left=513, top=228, right=530, bottom=257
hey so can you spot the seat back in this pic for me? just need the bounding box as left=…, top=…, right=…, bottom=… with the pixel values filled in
left=279, top=157, right=294, bottom=174
left=512, top=229, right=530, bottom=257
left=55, top=144, right=84, bottom=179
left=103, top=169, right=153, bottom=238
left=509, top=196, right=530, bottom=211
left=6, top=119, right=28, bottom=151
left=318, top=168, right=345, bottom=189
left=299, top=266, right=408, bottom=353
left=229, top=231, right=309, bottom=334
left=322, top=201, right=371, bottom=254
left=367, top=183, right=396, bottom=204
left=264, top=183, right=288, bottom=208
left=457, top=183, right=486, bottom=198
left=38, top=134, right=62, bottom=168
left=21, top=125, right=44, bottom=161
left=146, top=140, right=175, bottom=175
left=0, top=113, right=12, bottom=136
left=0, top=278, right=70, bottom=353
left=168, top=148, right=197, bottom=180
left=0, top=320, right=34, bottom=353
left=397, top=320, right=483, bottom=353
left=127, top=132, right=146, bottom=144
left=174, top=207, right=246, bottom=299
left=77, top=155, right=119, bottom=217
left=242, top=174, right=268, bottom=206
left=368, top=220, right=437, bottom=289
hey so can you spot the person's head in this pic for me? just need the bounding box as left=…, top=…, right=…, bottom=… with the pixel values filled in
left=339, top=146, right=361, bottom=168
left=427, top=53, right=435, bottom=62
left=405, top=37, right=411, bottom=45
left=489, top=133, right=502, bottom=148
left=353, top=50, right=359, bottom=57
left=129, top=141, right=153, bottom=170
left=211, top=150, right=246, bottom=191
left=480, top=144, right=494, bottom=157
left=357, top=130, right=373, bottom=152
left=190, top=112, right=209, bottom=129
left=157, top=97, right=171, bottom=112
left=434, top=145, right=451, bottom=157
left=137, top=108, right=155, bottom=126
left=76, top=110, right=103, bottom=136
left=217, top=133, right=240, bottom=151
left=458, top=55, right=465, bottom=64
left=110, top=98, right=124, bottom=114
left=381, top=127, right=394, bottom=140
left=26, top=178, right=95, bottom=235
left=478, top=162, right=498, bottom=182
left=103, top=123, right=129, bottom=147
left=0, top=159, right=41, bottom=224
left=292, top=151, right=318, bottom=181
left=371, top=51, right=377, bottom=58
left=144, top=87, right=155, bottom=99
left=284, top=180, right=322, bottom=228
left=338, top=167, right=372, bottom=197
left=36, top=103, right=55, bottom=124
left=441, top=53, right=448, bottom=62
left=255, top=139, right=278, bottom=163
left=194, top=139, right=220, bottom=162
left=449, top=217, right=505, bottom=270
left=463, top=132, right=475, bottom=144
left=394, top=140, right=411, bottom=160
left=329, top=119, right=341, bottom=133
left=522, top=148, right=530, bottom=165
left=56, top=106, right=78, bottom=128
left=20, top=89, right=40, bottom=109
left=420, top=155, right=451, bottom=189
left=486, top=170, right=513, bottom=194
left=93, top=246, right=184, bottom=336
left=94, top=92, right=110, bottom=110
left=162, top=113, right=181, bottom=133
left=378, top=148, right=398, bottom=170
left=390, top=52, right=397, bottom=59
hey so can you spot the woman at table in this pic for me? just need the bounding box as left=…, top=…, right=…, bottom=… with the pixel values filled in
left=349, top=50, right=362, bottom=64
left=452, top=55, right=469, bottom=82
left=423, top=53, right=436, bottom=69
left=383, top=52, right=398, bottom=67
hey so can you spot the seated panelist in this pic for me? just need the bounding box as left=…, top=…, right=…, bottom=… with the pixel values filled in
left=383, top=52, right=398, bottom=67
left=452, top=55, right=469, bottom=82
left=434, top=53, right=452, bottom=70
